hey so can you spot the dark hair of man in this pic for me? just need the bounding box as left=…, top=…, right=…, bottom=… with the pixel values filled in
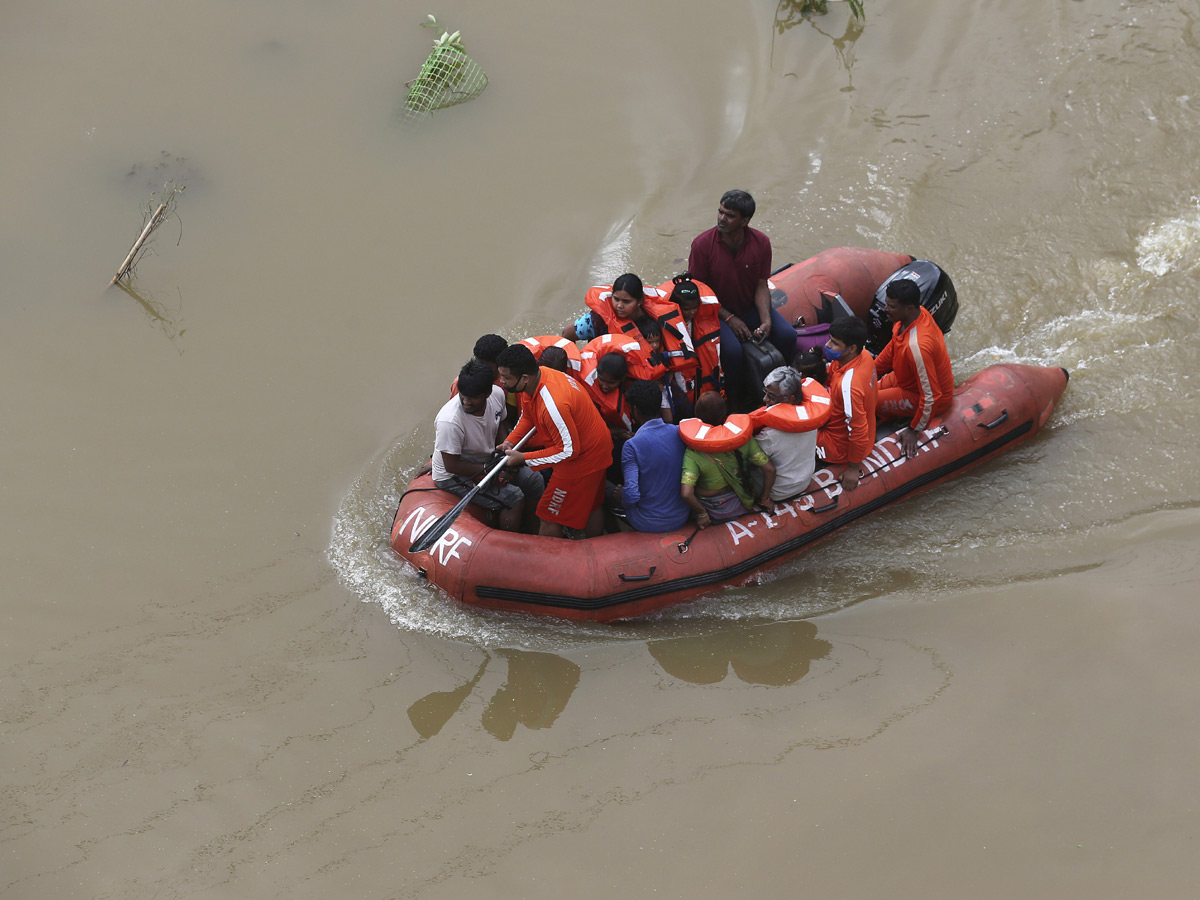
left=611, top=272, right=644, bottom=300
left=539, top=345, right=569, bottom=372
left=829, top=316, right=868, bottom=352
left=885, top=278, right=921, bottom=307
left=472, top=334, right=508, bottom=363
left=694, top=391, right=728, bottom=427
left=719, top=189, right=756, bottom=220
left=597, top=351, right=628, bottom=380
left=625, top=379, right=662, bottom=420
left=495, top=343, right=538, bottom=377
left=457, top=359, right=495, bottom=399
left=637, top=317, right=662, bottom=342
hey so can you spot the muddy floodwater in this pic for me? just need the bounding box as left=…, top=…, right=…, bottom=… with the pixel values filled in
left=4, top=0, right=1200, bottom=897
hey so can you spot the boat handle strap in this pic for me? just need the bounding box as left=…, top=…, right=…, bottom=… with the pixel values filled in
left=618, top=566, right=657, bottom=583
left=811, top=497, right=839, bottom=514
left=978, top=409, right=1009, bottom=430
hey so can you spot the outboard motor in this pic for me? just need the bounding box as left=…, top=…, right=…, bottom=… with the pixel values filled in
left=865, top=260, right=959, bottom=355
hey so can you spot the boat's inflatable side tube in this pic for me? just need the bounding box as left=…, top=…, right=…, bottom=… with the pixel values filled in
left=770, top=247, right=914, bottom=329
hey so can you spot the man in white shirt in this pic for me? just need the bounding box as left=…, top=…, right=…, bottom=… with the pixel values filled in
left=433, top=360, right=543, bottom=531
left=753, top=367, right=819, bottom=501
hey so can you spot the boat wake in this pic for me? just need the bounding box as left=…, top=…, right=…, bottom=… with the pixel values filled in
left=1137, top=196, right=1200, bottom=278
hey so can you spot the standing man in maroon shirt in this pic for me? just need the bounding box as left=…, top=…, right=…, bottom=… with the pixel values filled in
left=688, top=190, right=797, bottom=405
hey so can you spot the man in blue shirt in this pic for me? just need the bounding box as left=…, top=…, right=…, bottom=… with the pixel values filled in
left=618, top=379, right=691, bottom=533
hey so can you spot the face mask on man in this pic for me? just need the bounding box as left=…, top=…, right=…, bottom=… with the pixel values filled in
left=823, top=345, right=845, bottom=363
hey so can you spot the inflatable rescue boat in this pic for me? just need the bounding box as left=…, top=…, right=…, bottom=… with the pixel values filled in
left=390, top=362, right=1069, bottom=622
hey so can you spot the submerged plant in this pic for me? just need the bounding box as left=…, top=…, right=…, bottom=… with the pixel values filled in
left=778, top=0, right=864, bottom=27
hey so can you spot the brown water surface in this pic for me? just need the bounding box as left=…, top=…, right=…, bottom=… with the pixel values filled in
left=4, top=0, right=1200, bottom=896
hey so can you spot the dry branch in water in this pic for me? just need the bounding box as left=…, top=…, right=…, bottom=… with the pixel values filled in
left=111, top=181, right=185, bottom=285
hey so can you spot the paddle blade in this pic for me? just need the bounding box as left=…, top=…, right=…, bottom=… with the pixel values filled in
left=408, top=494, right=473, bottom=553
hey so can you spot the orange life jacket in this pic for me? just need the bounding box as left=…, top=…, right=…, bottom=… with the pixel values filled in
left=654, top=275, right=723, bottom=399
left=579, top=333, right=667, bottom=382
left=678, top=414, right=754, bottom=453
left=577, top=336, right=651, bottom=432
left=584, top=284, right=681, bottom=376
left=518, top=334, right=583, bottom=379
left=748, top=378, right=833, bottom=432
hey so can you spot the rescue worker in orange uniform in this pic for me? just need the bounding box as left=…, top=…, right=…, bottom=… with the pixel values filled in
left=873, top=278, right=954, bottom=458
left=815, top=317, right=878, bottom=491
left=495, top=343, right=614, bottom=539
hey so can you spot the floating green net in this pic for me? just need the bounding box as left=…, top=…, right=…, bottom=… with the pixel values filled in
left=403, top=21, right=488, bottom=122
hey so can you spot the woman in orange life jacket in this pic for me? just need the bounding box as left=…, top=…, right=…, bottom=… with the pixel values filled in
left=562, top=273, right=658, bottom=344
left=792, top=346, right=828, bottom=388
left=679, top=391, right=776, bottom=528
left=562, top=273, right=697, bottom=408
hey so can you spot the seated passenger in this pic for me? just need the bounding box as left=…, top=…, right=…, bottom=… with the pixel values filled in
left=688, top=189, right=797, bottom=404
left=680, top=392, right=775, bottom=528
left=471, top=333, right=508, bottom=380
left=639, top=316, right=687, bottom=421
left=562, top=273, right=661, bottom=344
left=432, top=360, right=544, bottom=532
left=815, top=317, right=877, bottom=490
left=656, top=275, right=722, bottom=404
left=450, top=333, right=519, bottom=429
left=538, top=345, right=571, bottom=374
left=618, top=379, right=691, bottom=533
left=792, top=346, right=827, bottom=387
left=450, top=333, right=508, bottom=395
left=749, top=366, right=831, bottom=502
left=517, top=335, right=583, bottom=379
left=874, top=278, right=954, bottom=458
left=582, top=351, right=635, bottom=443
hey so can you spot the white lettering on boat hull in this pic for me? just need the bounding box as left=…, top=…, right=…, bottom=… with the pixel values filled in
left=399, top=506, right=473, bottom=567
left=721, top=426, right=945, bottom=548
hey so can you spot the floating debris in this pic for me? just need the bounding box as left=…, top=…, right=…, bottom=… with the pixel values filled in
left=402, top=15, right=488, bottom=122
left=111, top=181, right=185, bottom=285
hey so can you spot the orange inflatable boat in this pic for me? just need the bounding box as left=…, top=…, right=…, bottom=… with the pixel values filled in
left=390, top=362, right=1069, bottom=622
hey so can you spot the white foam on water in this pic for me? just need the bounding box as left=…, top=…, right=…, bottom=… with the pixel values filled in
left=1137, top=196, right=1200, bottom=277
